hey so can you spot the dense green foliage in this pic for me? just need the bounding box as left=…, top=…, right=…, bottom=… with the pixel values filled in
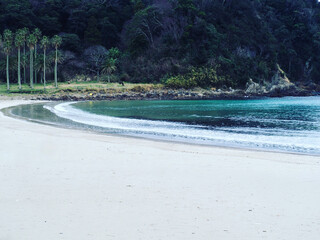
left=165, top=67, right=232, bottom=89
left=1, top=0, right=320, bottom=89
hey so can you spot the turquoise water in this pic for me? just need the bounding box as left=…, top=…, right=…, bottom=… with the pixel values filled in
left=7, top=97, right=320, bottom=154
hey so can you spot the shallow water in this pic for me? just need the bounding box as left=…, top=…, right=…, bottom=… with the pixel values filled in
left=7, top=97, right=320, bottom=154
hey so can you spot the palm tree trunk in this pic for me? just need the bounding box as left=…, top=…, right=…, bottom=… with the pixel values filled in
left=23, top=43, right=26, bottom=84
left=30, top=49, right=34, bottom=89
left=44, top=49, right=46, bottom=90
left=18, top=48, right=21, bottom=90
left=55, top=48, right=58, bottom=88
left=34, top=45, right=37, bottom=84
left=6, top=55, right=10, bottom=91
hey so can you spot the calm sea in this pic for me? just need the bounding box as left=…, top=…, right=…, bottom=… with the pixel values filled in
left=8, top=97, right=320, bottom=154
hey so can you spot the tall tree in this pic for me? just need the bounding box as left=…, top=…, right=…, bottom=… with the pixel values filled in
left=51, top=35, right=62, bottom=88
left=41, top=36, right=50, bottom=90
left=0, top=34, right=2, bottom=87
left=0, top=34, right=2, bottom=68
left=21, top=28, right=29, bottom=84
left=103, top=58, right=117, bottom=83
left=102, top=48, right=120, bottom=82
left=3, top=29, right=13, bottom=91
left=15, top=29, right=24, bottom=90
left=33, top=28, right=42, bottom=84
left=27, top=34, right=37, bottom=89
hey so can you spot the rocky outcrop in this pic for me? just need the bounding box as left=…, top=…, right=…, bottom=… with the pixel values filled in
left=267, top=64, right=298, bottom=96
left=245, top=64, right=309, bottom=97
left=245, top=79, right=267, bottom=95
left=33, top=88, right=247, bottom=101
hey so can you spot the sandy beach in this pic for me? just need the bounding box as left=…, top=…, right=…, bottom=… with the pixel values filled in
left=0, top=100, right=319, bottom=240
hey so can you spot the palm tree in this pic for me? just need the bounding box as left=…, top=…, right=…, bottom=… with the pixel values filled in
left=0, top=34, right=3, bottom=86
left=15, top=29, right=24, bottom=90
left=41, top=36, right=50, bottom=89
left=102, top=58, right=117, bottom=83
left=51, top=35, right=62, bottom=88
left=21, top=28, right=29, bottom=84
left=0, top=34, right=2, bottom=64
left=27, top=34, right=37, bottom=89
left=3, top=29, right=13, bottom=91
left=33, top=28, right=42, bottom=84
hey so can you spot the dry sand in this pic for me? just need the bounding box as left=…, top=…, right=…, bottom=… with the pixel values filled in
left=0, top=100, right=319, bottom=240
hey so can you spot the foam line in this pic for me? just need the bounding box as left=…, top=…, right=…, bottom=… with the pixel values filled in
left=44, top=102, right=320, bottom=154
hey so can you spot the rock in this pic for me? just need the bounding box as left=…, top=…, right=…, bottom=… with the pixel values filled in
left=245, top=64, right=303, bottom=96
left=267, top=64, right=297, bottom=96
left=245, top=78, right=267, bottom=95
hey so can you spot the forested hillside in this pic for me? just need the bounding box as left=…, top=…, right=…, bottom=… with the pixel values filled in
left=1, top=0, right=320, bottom=89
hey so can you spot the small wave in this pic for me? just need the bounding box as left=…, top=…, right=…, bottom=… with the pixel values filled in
left=189, top=114, right=218, bottom=118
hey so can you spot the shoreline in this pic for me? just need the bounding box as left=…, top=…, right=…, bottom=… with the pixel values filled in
left=1, top=100, right=320, bottom=239
left=1, top=85, right=319, bottom=102
left=2, top=100, right=319, bottom=157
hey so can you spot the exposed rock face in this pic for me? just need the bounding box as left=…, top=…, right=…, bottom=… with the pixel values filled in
left=267, top=64, right=298, bottom=96
left=245, top=64, right=304, bottom=96
left=245, top=79, right=267, bottom=95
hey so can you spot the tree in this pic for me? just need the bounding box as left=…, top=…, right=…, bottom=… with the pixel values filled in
left=131, top=0, right=145, bottom=13
left=102, top=58, right=117, bottom=83
left=84, top=16, right=102, bottom=45
left=21, top=27, right=29, bottom=84
left=15, top=29, right=24, bottom=90
left=27, top=33, right=37, bottom=89
left=3, top=29, right=13, bottom=91
left=83, top=45, right=108, bottom=81
left=33, top=28, right=42, bottom=84
left=108, top=47, right=121, bottom=59
left=61, top=33, right=81, bottom=53
left=123, top=6, right=163, bottom=55
left=0, top=34, right=2, bottom=77
left=41, top=36, right=50, bottom=90
left=0, top=0, right=35, bottom=30
left=102, top=47, right=120, bottom=82
left=51, top=35, right=62, bottom=88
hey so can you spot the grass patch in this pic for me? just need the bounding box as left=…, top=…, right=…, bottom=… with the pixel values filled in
left=0, top=81, right=164, bottom=96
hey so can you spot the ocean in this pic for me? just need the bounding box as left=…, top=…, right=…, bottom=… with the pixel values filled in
left=7, top=96, right=320, bottom=154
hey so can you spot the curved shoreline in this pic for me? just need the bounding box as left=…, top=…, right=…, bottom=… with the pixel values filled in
left=2, top=100, right=319, bottom=156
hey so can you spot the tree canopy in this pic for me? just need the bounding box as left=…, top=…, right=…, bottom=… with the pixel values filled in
left=1, top=0, right=320, bottom=88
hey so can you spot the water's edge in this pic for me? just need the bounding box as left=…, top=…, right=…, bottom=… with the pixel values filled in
left=2, top=100, right=320, bottom=156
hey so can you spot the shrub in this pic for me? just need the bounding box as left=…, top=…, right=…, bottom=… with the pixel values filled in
left=120, top=73, right=130, bottom=82
left=165, top=75, right=197, bottom=89
left=165, top=67, right=232, bottom=89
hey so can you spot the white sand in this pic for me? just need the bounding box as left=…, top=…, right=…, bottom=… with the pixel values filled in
left=0, top=100, right=319, bottom=240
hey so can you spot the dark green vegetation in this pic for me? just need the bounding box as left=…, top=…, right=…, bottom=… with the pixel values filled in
left=1, top=0, right=320, bottom=90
